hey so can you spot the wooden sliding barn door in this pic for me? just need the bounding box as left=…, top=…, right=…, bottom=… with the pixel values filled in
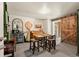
left=61, top=15, right=77, bottom=45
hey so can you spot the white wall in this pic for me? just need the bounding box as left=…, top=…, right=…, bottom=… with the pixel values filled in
left=35, top=19, right=48, bottom=33
left=9, top=15, right=48, bottom=33
left=0, top=2, right=4, bottom=57
left=9, top=15, right=35, bottom=32
left=51, top=20, right=61, bottom=45
left=47, top=19, right=52, bottom=34
left=9, top=14, right=49, bottom=41
left=9, top=14, right=62, bottom=45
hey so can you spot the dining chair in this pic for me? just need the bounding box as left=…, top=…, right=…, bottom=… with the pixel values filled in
left=47, top=35, right=56, bottom=52
left=29, top=38, right=40, bottom=54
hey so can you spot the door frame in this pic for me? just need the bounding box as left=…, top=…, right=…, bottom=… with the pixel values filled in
left=77, top=9, right=79, bottom=56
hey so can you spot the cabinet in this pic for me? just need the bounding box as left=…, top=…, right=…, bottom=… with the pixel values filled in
left=12, top=18, right=24, bottom=43
left=16, top=31, right=24, bottom=43
left=12, top=30, right=24, bottom=43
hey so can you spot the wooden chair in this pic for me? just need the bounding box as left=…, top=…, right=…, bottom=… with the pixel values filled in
left=4, top=35, right=16, bottom=57
left=47, top=35, right=56, bottom=52
left=4, top=40, right=15, bottom=57
left=29, top=38, right=40, bottom=54
left=40, top=36, right=47, bottom=50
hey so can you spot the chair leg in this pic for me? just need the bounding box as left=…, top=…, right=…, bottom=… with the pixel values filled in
left=33, top=42, right=35, bottom=54
left=30, top=41, right=31, bottom=50
left=52, top=40, right=53, bottom=47
left=40, top=40, right=42, bottom=47
left=53, top=40, right=56, bottom=50
left=43, top=40, right=46, bottom=50
left=12, top=52, right=14, bottom=57
left=37, top=41, right=39, bottom=52
left=52, top=40, right=56, bottom=50
left=14, top=44, right=16, bottom=52
left=48, top=41, right=51, bottom=52
left=44, top=40, right=47, bottom=50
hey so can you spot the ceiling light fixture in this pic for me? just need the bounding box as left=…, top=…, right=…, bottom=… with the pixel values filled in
left=38, top=4, right=50, bottom=14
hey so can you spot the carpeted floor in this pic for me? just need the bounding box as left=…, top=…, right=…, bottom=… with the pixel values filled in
left=14, top=42, right=77, bottom=57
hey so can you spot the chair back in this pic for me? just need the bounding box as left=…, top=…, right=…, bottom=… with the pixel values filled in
left=48, top=35, right=56, bottom=40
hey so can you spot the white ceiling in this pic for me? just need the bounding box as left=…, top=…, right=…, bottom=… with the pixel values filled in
left=7, top=2, right=79, bottom=19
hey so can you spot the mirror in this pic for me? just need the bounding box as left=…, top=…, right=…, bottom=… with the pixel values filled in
left=12, top=18, right=23, bottom=32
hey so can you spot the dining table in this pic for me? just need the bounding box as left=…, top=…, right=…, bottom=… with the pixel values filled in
left=31, top=31, right=52, bottom=46
left=30, top=31, right=56, bottom=53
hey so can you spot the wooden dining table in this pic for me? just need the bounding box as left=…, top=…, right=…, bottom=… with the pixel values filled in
left=31, top=31, right=52, bottom=44
left=32, top=31, right=50, bottom=39
left=30, top=31, right=56, bottom=53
